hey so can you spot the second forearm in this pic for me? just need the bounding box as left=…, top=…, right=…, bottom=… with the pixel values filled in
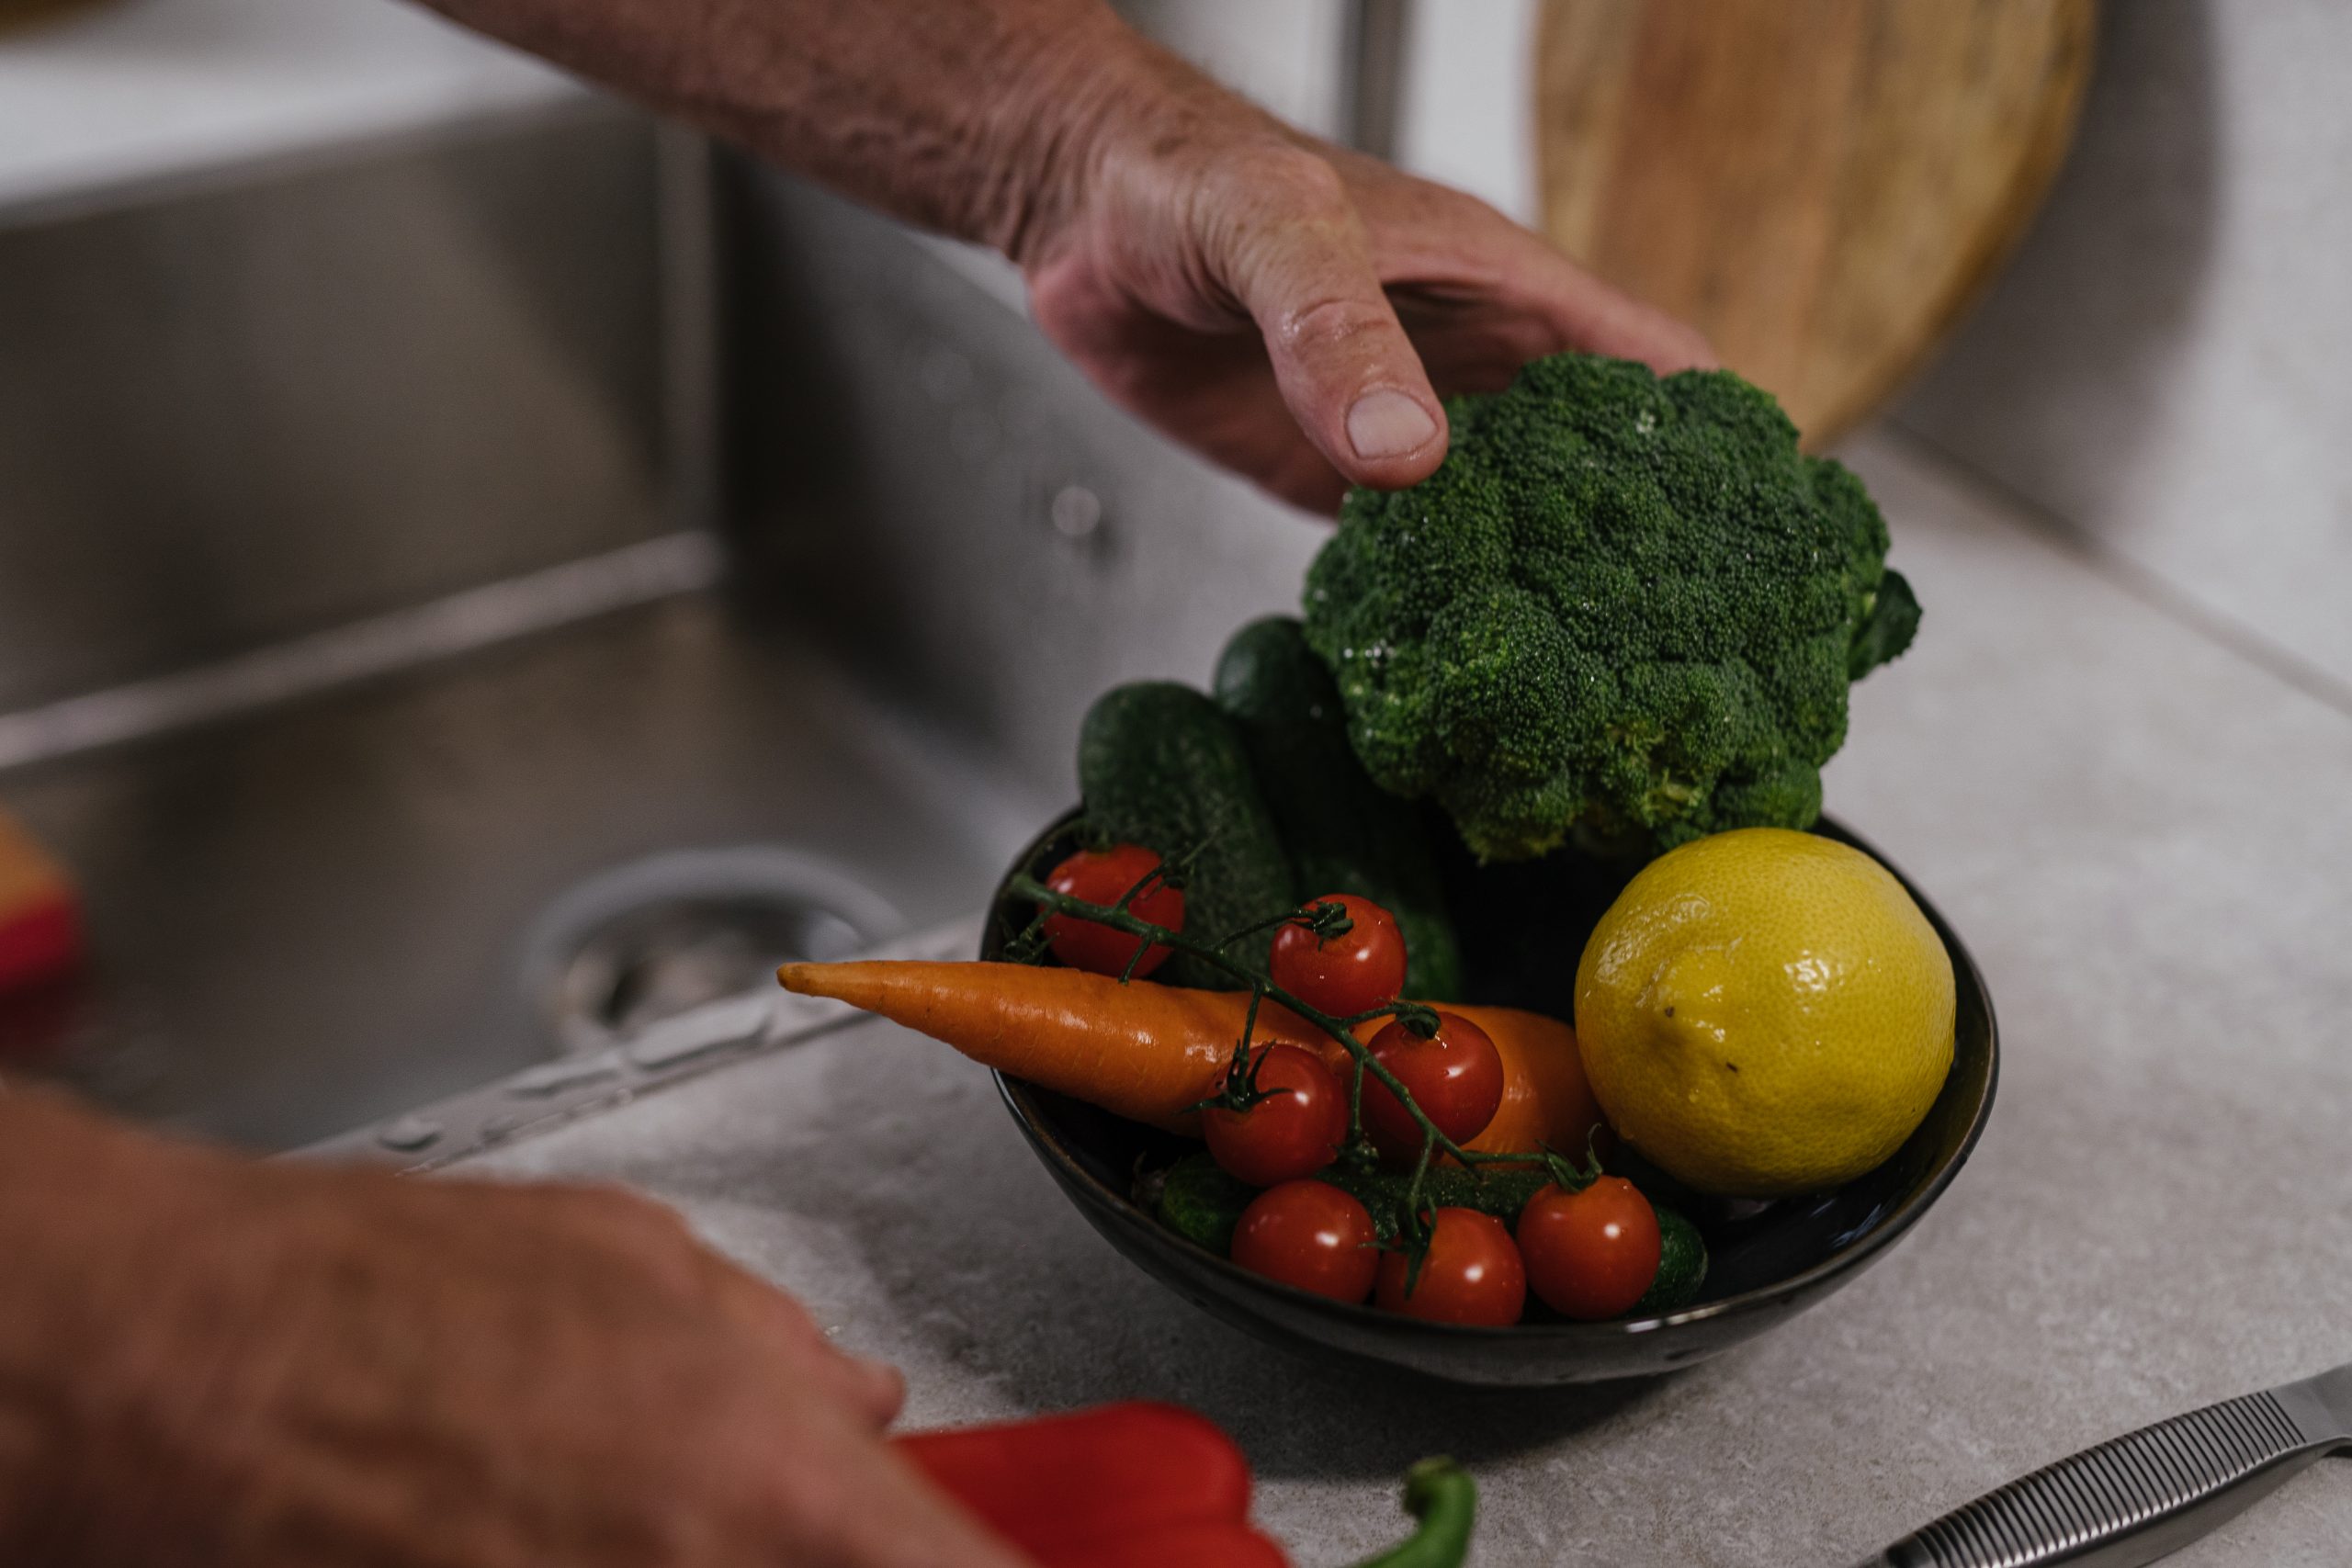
left=413, top=0, right=1172, bottom=259
left=0, top=1093, right=235, bottom=1563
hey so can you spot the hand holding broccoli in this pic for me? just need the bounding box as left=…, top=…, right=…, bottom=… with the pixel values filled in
left=1304, top=355, right=1918, bottom=861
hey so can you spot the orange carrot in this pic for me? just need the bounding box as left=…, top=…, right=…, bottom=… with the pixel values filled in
left=776, top=961, right=1321, bottom=1133
left=777, top=961, right=1599, bottom=1155
left=1326, top=1007, right=1600, bottom=1163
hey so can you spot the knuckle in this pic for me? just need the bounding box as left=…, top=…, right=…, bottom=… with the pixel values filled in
left=556, top=1183, right=703, bottom=1259
left=1261, top=143, right=1349, bottom=207
left=1198, top=140, right=1348, bottom=220
left=1279, top=294, right=1398, bottom=356
left=600, top=1184, right=692, bottom=1235
left=566, top=1184, right=673, bottom=1232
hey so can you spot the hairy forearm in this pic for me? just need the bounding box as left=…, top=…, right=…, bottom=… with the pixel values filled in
left=0, top=1092, right=221, bottom=1559
left=413, top=0, right=1203, bottom=260
left=0, top=1089, right=986, bottom=1568
left=426, top=0, right=1713, bottom=509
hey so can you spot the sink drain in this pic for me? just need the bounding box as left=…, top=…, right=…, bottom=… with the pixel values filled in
left=519, top=848, right=901, bottom=1057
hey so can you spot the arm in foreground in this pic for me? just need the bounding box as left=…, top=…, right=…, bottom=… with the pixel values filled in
left=0, top=1089, right=1027, bottom=1568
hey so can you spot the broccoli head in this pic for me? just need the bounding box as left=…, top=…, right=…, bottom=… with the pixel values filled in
left=1302, top=354, right=1919, bottom=862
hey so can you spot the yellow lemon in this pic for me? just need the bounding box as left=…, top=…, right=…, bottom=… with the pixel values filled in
left=1574, top=829, right=1955, bottom=1197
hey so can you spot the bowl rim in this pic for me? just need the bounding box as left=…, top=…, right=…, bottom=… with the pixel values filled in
left=988, top=807, right=1999, bottom=1345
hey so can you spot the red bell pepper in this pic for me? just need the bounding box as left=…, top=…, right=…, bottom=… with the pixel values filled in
left=895, top=1403, right=1476, bottom=1568
left=893, top=1402, right=1264, bottom=1562
left=1032, top=1520, right=1291, bottom=1567
left=0, top=813, right=82, bottom=999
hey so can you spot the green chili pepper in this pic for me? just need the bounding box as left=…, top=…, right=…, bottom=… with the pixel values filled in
left=1351, top=1457, right=1476, bottom=1568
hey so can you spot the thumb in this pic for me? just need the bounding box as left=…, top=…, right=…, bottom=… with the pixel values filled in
left=1217, top=151, right=1448, bottom=491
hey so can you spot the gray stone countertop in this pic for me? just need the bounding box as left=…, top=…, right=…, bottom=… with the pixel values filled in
left=464, top=432, right=2352, bottom=1566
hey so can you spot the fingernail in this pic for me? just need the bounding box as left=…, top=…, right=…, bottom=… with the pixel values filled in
left=1346, top=389, right=1438, bottom=459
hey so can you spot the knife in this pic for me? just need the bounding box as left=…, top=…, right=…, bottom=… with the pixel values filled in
left=1852, top=1361, right=2351, bottom=1566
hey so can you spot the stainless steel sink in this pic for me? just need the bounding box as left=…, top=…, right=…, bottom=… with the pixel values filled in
left=0, top=138, right=1318, bottom=1151
left=0, top=593, right=1037, bottom=1147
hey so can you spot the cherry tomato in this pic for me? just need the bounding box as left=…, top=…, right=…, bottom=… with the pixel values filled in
left=1042, top=845, right=1184, bottom=977
left=1229, top=1180, right=1380, bottom=1303
left=1374, top=1207, right=1526, bottom=1325
left=1268, top=894, right=1408, bottom=1018
left=1359, top=1011, right=1505, bottom=1161
left=1201, top=1045, right=1348, bottom=1187
left=1516, top=1178, right=1662, bottom=1321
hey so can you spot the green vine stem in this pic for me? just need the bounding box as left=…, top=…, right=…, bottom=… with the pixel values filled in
left=1006, top=872, right=1582, bottom=1229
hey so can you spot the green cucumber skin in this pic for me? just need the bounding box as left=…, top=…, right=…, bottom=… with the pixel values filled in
left=1155, top=1153, right=1259, bottom=1255
left=1156, top=1153, right=1547, bottom=1247
left=1077, top=682, right=1299, bottom=989
left=1632, top=1206, right=1708, bottom=1314
left=1317, top=1161, right=1550, bottom=1240
left=1212, top=617, right=1464, bottom=1000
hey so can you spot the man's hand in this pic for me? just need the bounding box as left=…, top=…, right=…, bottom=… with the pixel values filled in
left=1018, top=61, right=1714, bottom=511
left=0, top=1092, right=1026, bottom=1568
left=409, top=0, right=1711, bottom=512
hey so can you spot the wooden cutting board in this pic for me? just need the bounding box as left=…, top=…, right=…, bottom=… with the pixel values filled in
left=1536, top=0, right=2097, bottom=446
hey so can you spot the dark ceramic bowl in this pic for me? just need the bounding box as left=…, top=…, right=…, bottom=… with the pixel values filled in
left=983, top=809, right=1996, bottom=1386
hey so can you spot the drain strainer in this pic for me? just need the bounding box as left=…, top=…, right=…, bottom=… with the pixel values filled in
left=519, top=848, right=902, bottom=1057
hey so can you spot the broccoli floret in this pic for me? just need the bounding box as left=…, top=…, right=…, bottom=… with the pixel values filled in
left=1302, top=354, right=1919, bottom=862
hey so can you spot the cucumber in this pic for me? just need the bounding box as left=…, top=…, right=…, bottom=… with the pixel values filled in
left=1317, top=1161, right=1551, bottom=1242
left=1213, top=617, right=1464, bottom=1000
left=1153, top=1151, right=1705, bottom=1320
left=1153, top=1152, right=1259, bottom=1254
left=1152, top=1152, right=1552, bottom=1251
left=1077, top=682, right=1298, bottom=988
left=1632, top=1206, right=1708, bottom=1315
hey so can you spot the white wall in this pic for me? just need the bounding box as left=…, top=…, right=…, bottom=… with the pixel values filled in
left=1394, top=0, right=1541, bottom=224
left=1114, top=0, right=1545, bottom=221
left=1111, top=0, right=1351, bottom=139
left=1894, top=0, right=2352, bottom=698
